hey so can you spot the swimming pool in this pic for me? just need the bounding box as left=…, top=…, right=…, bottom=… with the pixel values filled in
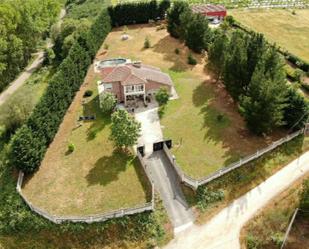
left=98, top=58, right=130, bottom=68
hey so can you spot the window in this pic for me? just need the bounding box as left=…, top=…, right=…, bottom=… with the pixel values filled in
left=105, top=83, right=112, bottom=90
left=136, top=84, right=144, bottom=92
left=125, top=86, right=134, bottom=93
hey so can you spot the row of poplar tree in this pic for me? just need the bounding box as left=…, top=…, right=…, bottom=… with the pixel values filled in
left=167, top=1, right=308, bottom=135
left=10, top=9, right=112, bottom=173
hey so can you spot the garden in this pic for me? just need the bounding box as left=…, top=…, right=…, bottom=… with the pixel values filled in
left=22, top=69, right=152, bottom=215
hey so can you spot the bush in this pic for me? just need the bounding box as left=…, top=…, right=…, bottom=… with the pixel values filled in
left=196, top=187, right=224, bottom=211
left=68, top=143, right=75, bottom=153
left=144, top=36, right=151, bottom=49
left=155, top=87, right=169, bottom=105
left=270, top=232, right=284, bottom=247
left=246, top=234, right=261, bottom=249
left=225, top=15, right=235, bottom=26
left=187, top=53, right=197, bottom=65
left=104, top=43, right=109, bottom=50
left=44, top=48, right=56, bottom=65
left=83, top=90, right=93, bottom=97
left=100, top=92, right=117, bottom=113
left=174, top=48, right=180, bottom=54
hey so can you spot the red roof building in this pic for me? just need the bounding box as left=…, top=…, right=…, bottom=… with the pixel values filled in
left=191, top=4, right=227, bottom=20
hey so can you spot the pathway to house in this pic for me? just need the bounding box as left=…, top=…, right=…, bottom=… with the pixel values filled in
left=163, top=151, right=309, bottom=249
left=0, top=8, right=66, bottom=106
left=135, top=105, right=195, bottom=233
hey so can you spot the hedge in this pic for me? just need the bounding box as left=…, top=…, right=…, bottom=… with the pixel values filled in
left=107, top=0, right=170, bottom=27
left=10, top=8, right=111, bottom=174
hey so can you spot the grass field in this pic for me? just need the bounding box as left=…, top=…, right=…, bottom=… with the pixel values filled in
left=230, top=9, right=309, bottom=63
left=240, top=173, right=309, bottom=249
left=98, top=24, right=285, bottom=179
left=0, top=66, right=51, bottom=128
left=22, top=63, right=151, bottom=216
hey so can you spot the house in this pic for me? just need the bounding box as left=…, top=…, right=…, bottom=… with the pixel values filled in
left=97, top=61, right=173, bottom=105
left=191, top=4, right=227, bottom=20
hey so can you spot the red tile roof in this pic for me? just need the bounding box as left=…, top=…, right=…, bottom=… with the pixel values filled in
left=100, top=64, right=172, bottom=86
left=192, top=4, right=226, bottom=14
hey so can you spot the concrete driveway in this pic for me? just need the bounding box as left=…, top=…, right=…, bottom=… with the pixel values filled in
left=163, top=151, right=309, bottom=249
left=146, top=151, right=194, bottom=232
left=135, top=105, right=194, bottom=232
left=135, top=103, right=163, bottom=155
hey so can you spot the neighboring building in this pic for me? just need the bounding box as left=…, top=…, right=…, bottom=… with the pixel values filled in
left=97, top=61, right=173, bottom=105
left=191, top=4, right=227, bottom=20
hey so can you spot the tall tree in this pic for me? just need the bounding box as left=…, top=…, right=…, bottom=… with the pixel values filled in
left=167, top=1, right=189, bottom=38
left=208, top=29, right=228, bottom=80
left=240, top=53, right=288, bottom=135
left=110, top=110, right=141, bottom=149
left=283, top=87, right=309, bottom=130
left=184, top=14, right=211, bottom=53
left=223, top=31, right=248, bottom=99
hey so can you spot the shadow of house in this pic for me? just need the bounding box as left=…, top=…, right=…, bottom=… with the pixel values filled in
left=152, top=35, right=204, bottom=72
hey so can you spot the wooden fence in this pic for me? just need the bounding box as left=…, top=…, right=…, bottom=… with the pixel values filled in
left=164, top=129, right=305, bottom=190
left=16, top=153, right=155, bottom=224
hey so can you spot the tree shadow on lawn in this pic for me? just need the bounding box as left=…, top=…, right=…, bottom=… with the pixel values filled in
left=86, top=150, right=151, bottom=200
left=152, top=35, right=204, bottom=72
left=82, top=95, right=111, bottom=141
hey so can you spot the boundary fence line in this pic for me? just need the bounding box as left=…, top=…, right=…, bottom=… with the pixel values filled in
left=164, top=129, right=305, bottom=190
left=16, top=153, right=155, bottom=224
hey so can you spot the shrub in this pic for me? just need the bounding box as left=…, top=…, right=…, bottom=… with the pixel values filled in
left=144, top=36, right=151, bottom=49
left=104, top=43, right=109, bottom=50
left=217, top=114, right=224, bottom=122
left=270, top=232, right=284, bottom=247
left=300, top=179, right=309, bottom=213
left=246, top=234, right=261, bottom=249
left=174, top=48, right=180, bottom=54
left=225, top=15, right=235, bottom=26
left=196, top=187, right=224, bottom=211
left=68, top=143, right=75, bottom=153
left=83, top=90, right=93, bottom=97
left=44, top=48, right=56, bottom=65
left=100, top=92, right=117, bottom=113
left=155, top=87, right=169, bottom=105
left=187, top=53, right=197, bottom=65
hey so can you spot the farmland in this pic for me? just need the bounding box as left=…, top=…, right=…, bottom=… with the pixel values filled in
left=230, top=8, right=309, bottom=63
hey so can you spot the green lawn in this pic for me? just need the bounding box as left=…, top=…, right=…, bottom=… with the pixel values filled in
left=22, top=73, right=151, bottom=216
left=160, top=71, right=239, bottom=178
left=230, top=9, right=309, bottom=63
left=0, top=66, right=51, bottom=126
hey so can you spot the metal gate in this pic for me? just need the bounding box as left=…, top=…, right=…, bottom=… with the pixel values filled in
left=153, top=140, right=172, bottom=152
left=137, top=145, right=145, bottom=157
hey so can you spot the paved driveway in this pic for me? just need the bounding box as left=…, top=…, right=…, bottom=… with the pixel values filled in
left=135, top=104, right=163, bottom=155
left=135, top=106, right=194, bottom=232
left=163, top=151, right=309, bottom=249
left=146, top=151, right=194, bottom=232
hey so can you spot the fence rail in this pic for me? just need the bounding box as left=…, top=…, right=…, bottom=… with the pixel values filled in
left=164, top=129, right=304, bottom=190
left=16, top=153, right=155, bottom=224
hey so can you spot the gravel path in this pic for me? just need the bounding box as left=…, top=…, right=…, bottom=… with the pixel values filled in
left=163, top=151, right=309, bottom=249
left=0, top=8, right=66, bottom=106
